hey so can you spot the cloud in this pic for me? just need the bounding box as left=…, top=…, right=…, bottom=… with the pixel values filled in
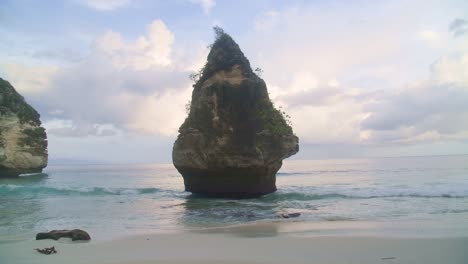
left=190, top=0, right=215, bottom=14
left=418, top=30, right=444, bottom=48
left=32, top=49, right=84, bottom=63
left=0, top=63, right=58, bottom=95
left=288, top=97, right=368, bottom=144
left=3, top=19, right=202, bottom=138
left=94, top=20, right=175, bottom=70
left=254, top=11, right=280, bottom=32
left=361, top=53, right=468, bottom=144
left=431, top=54, right=468, bottom=86
left=76, top=0, right=131, bottom=11
left=449, top=18, right=468, bottom=37
left=123, top=88, right=192, bottom=136
left=38, top=61, right=191, bottom=137
left=3, top=1, right=468, bottom=160
left=44, top=119, right=119, bottom=137
left=268, top=76, right=373, bottom=144
left=244, top=2, right=468, bottom=148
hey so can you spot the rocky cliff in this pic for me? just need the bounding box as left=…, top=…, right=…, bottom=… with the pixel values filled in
left=172, top=28, right=299, bottom=198
left=0, top=78, right=48, bottom=177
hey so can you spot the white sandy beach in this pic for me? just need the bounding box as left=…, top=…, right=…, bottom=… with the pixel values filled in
left=1, top=222, right=467, bottom=264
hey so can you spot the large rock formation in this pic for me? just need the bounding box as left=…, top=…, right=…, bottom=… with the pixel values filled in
left=36, top=229, right=91, bottom=241
left=173, top=28, right=299, bottom=198
left=0, top=78, right=48, bottom=177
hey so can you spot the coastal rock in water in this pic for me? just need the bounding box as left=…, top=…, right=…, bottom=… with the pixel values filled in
left=280, top=212, right=301, bottom=219
left=172, top=28, right=299, bottom=198
left=36, top=229, right=91, bottom=241
left=0, top=78, right=48, bottom=177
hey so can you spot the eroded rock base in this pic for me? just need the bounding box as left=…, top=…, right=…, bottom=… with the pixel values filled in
left=0, top=167, right=43, bottom=177
left=177, top=166, right=278, bottom=198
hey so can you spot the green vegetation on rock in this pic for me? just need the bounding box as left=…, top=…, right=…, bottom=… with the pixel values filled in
left=193, top=27, right=255, bottom=87
left=18, top=127, right=48, bottom=155
left=0, top=78, right=48, bottom=172
left=181, top=27, right=293, bottom=137
left=173, top=27, right=299, bottom=197
left=0, top=78, right=41, bottom=125
left=257, top=102, right=293, bottom=136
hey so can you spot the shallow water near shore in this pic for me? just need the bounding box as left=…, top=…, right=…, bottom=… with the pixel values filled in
left=1, top=155, right=468, bottom=242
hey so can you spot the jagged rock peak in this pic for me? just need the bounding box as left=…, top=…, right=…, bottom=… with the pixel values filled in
left=196, top=27, right=254, bottom=86
left=172, top=28, right=299, bottom=198
left=0, top=78, right=42, bottom=126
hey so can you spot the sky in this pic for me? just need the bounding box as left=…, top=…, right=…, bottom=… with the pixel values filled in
left=1, top=0, right=468, bottom=164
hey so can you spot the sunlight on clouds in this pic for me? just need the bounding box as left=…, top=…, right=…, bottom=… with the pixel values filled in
left=394, top=130, right=441, bottom=143
left=418, top=30, right=444, bottom=48
left=95, top=20, right=174, bottom=70
left=289, top=100, right=367, bottom=144
left=431, top=54, right=468, bottom=86
left=2, top=0, right=468, bottom=160
left=44, top=119, right=120, bottom=137
left=77, top=0, right=131, bottom=11
left=248, top=2, right=468, bottom=148
left=1, top=63, right=58, bottom=95
left=328, top=79, right=340, bottom=87
left=289, top=71, right=319, bottom=93
left=20, top=18, right=196, bottom=138
left=190, top=0, right=216, bottom=14
left=116, top=88, right=191, bottom=136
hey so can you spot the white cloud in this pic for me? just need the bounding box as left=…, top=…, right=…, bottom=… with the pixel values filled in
left=328, top=79, right=340, bottom=87
left=393, top=130, right=441, bottom=143
left=44, top=119, right=120, bottom=137
left=361, top=53, right=468, bottom=144
left=190, top=0, right=216, bottom=14
left=288, top=98, right=367, bottom=144
left=245, top=1, right=468, bottom=148
left=114, top=88, right=192, bottom=136
left=77, top=0, right=131, bottom=11
left=3, top=1, right=468, bottom=160
left=94, top=20, right=175, bottom=70
left=431, top=53, right=468, bottom=86
left=254, top=11, right=280, bottom=32
left=0, top=63, right=58, bottom=95
left=418, top=30, right=444, bottom=48
left=2, top=19, right=201, bottom=138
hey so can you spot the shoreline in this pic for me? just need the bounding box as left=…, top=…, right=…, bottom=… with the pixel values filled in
left=1, top=221, right=467, bottom=264
left=2, top=216, right=468, bottom=244
left=188, top=217, right=468, bottom=239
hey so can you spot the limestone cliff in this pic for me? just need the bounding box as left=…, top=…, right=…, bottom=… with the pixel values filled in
left=0, top=78, right=48, bottom=177
left=172, top=28, right=299, bottom=198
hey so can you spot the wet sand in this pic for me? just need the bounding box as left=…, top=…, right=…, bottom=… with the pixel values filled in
left=1, top=222, right=467, bottom=264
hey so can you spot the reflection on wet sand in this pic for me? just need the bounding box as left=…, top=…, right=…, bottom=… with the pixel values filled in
left=179, top=194, right=282, bottom=236
left=192, top=221, right=280, bottom=238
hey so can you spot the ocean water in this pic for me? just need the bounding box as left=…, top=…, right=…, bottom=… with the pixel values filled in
left=1, top=155, right=468, bottom=241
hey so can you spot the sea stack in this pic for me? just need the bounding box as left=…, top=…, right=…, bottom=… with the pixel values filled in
left=0, top=78, right=48, bottom=177
left=172, top=28, right=299, bottom=198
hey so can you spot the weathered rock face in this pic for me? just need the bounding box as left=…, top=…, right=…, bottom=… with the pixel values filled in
left=172, top=29, right=299, bottom=198
left=36, top=229, right=91, bottom=241
left=0, top=78, right=48, bottom=177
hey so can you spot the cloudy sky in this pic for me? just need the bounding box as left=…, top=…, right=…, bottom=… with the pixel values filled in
left=1, top=0, right=468, bottom=163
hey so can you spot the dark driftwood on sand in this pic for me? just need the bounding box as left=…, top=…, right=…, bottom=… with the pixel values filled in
left=34, top=246, right=57, bottom=255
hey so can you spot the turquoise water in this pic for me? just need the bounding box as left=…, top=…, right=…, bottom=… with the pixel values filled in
left=1, top=156, right=468, bottom=241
